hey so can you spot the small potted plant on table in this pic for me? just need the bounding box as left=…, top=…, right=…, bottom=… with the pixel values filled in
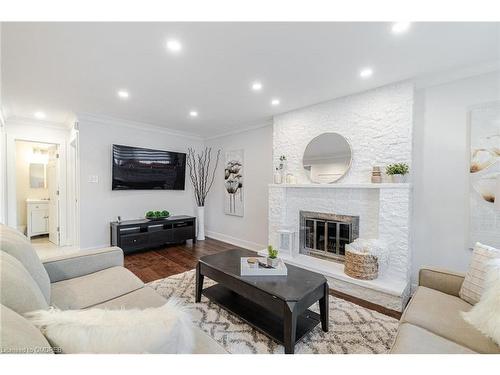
left=145, top=210, right=170, bottom=220
left=386, top=163, right=409, bottom=183
left=267, top=245, right=279, bottom=267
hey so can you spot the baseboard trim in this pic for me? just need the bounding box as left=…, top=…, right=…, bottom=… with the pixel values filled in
left=329, top=289, right=402, bottom=320
left=205, top=230, right=265, bottom=252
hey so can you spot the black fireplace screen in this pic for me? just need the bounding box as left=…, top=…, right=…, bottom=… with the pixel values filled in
left=301, top=211, right=359, bottom=261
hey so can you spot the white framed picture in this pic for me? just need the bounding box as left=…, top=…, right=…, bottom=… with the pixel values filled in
left=224, top=149, right=244, bottom=217
left=469, top=102, right=500, bottom=248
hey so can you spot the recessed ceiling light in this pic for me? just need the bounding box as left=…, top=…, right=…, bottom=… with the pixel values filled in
left=392, top=22, right=411, bottom=34
left=359, top=68, right=373, bottom=79
left=251, top=81, right=263, bottom=91
left=117, top=90, right=129, bottom=99
left=271, top=99, right=280, bottom=106
left=189, top=110, right=198, bottom=118
left=34, top=111, right=46, bottom=120
left=166, top=39, right=182, bottom=53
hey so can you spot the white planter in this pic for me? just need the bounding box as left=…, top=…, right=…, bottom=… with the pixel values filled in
left=391, top=174, right=407, bottom=183
left=267, top=257, right=279, bottom=267
left=197, top=206, right=205, bottom=241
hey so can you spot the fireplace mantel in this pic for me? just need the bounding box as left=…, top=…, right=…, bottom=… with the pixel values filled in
left=268, top=181, right=412, bottom=311
left=269, top=183, right=411, bottom=189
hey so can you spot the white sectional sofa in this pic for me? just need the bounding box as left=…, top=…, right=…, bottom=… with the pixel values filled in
left=0, top=224, right=226, bottom=354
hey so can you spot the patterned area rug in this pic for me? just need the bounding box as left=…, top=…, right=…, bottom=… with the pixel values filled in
left=148, top=269, right=398, bottom=354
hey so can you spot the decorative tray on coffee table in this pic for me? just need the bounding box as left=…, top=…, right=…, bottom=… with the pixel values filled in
left=240, top=257, right=288, bottom=276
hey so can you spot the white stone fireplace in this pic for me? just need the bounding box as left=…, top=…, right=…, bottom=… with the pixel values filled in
left=267, top=183, right=412, bottom=311
left=265, top=82, right=414, bottom=312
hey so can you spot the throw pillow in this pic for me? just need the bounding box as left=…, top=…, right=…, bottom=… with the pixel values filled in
left=462, top=258, right=500, bottom=346
left=459, top=242, right=500, bottom=305
left=25, top=299, right=194, bottom=354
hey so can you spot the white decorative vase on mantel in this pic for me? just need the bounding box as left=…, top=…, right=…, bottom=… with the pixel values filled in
left=391, top=174, right=407, bottom=183
left=197, top=206, right=206, bottom=241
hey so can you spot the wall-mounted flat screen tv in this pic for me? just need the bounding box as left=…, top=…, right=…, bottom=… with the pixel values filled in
left=112, top=144, right=186, bottom=190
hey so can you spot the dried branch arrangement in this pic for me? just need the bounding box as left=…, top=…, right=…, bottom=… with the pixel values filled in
left=186, top=147, right=221, bottom=207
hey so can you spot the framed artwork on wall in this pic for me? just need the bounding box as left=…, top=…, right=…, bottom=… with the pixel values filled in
left=469, top=102, right=500, bottom=248
left=224, top=149, right=244, bottom=217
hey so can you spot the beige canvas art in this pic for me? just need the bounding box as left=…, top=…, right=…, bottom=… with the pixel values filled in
left=469, top=102, right=500, bottom=248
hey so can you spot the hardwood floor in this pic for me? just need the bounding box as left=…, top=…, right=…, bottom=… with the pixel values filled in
left=124, top=237, right=244, bottom=283
left=124, top=238, right=402, bottom=319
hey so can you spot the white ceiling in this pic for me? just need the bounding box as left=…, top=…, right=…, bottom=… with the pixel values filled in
left=2, top=22, right=499, bottom=137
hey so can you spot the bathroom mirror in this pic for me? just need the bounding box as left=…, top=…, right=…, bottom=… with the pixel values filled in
left=302, top=132, right=352, bottom=183
left=30, top=163, right=46, bottom=188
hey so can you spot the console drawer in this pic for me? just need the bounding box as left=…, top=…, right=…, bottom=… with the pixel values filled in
left=120, top=233, right=149, bottom=250
left=172, top=225, right=195, bottom=242
left=148, top=229, right=173, bottom=246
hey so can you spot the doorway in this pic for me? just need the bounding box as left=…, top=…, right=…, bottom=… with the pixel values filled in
left=14, top=140, right=60, bottom=248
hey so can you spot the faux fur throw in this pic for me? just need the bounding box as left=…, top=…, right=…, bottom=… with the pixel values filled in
left=25, top=299, right=195, bottom=353
left=462, top=258, right=500, bottom=346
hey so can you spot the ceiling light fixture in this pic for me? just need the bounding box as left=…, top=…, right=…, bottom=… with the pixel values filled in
left=359, top=68, right=373, bottom=79
left=251, top=81, right=263, bottom=91
left=117, top=90, right=129, bottom=99
left=392, top=22, right=411, bottom=34
left=34, top=111, right=46, bottom=120
left=189, top=110, right=198, bottom=118
left=166, top=39, right=182, bottom=53
left=271, top=99, right=280, bottom=106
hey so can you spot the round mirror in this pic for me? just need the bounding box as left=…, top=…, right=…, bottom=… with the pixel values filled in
left=302, top=132, right=352, bottom=183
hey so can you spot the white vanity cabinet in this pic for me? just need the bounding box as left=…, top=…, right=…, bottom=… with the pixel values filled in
left=27, top=199, right=49, bottom=239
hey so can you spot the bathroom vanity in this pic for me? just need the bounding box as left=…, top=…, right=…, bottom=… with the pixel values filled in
left=26, top=198, right=49, bottom=239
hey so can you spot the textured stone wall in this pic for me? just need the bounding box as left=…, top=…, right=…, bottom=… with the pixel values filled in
left=379, top=188, right=412, bottom=279
left=269, top=185, right=412, bottom=279
left=269, top=82, right=414, bottom=282
left=273, top=82, right=414, bottom=184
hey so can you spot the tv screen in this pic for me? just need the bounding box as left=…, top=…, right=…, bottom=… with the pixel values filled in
left=112, top=144, right=186, bottom=190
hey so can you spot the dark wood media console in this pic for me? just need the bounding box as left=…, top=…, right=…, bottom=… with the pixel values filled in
left=110, top=215, right=196, bottom=254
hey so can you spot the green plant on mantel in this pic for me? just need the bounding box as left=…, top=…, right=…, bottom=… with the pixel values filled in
left=386, top=163, right=409, bottom=176
left=267, top=245, right=279, bottom=259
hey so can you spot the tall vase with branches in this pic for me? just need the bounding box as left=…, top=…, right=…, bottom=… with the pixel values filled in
left=186, top=147, right=221, bottom=240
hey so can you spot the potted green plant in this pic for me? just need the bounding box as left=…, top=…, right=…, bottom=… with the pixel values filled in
left=267, top=245, right=279, bottom=267
left=386, top=163, right=409, bottom=183
left=145, top=210, right=170, bottom=220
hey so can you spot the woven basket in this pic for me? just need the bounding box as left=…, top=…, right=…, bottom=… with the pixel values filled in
left=344, top=249, right=378, bottom=280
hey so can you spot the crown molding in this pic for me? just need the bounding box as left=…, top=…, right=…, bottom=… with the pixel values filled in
left=75, top=112, right=204, bottom=141
left=414, top=60, right=500, bottom=89
left=204, top=117, right=273, bottom=141
left=4, top=116, right=72, bottom=131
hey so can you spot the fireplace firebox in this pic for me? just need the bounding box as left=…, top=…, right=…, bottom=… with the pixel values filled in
left=300, top=211, right=359, bottom=262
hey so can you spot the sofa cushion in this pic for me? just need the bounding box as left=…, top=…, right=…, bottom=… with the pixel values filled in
left=459, top=242, right=500, bottom=305
left=26, top=299, right=196, bottom=354
left=92, top=287, right=227, bottom=354
left=50, top=266, right=144, bottom=310
left=402, top=286, right=500, bottom=353
left=462, top=258, right=500, bottom=346
left=192, top=327, right=227, bottom=354
left=0, top=304, right=54, bottom=354
left=0, top=251, right=49, bottom=314
left=390, top=323, right=476, bottom=354
left=0, top=224, right=51, bottom=303
left=90, top=286, right=166, bottom=309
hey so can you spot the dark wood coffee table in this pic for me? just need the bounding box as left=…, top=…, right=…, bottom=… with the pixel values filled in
left=195, top=249, right=329, bottom=354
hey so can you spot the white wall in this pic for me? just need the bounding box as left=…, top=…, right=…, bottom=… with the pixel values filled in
left=78, top=116, right=203, bottom=249
left=204, top=125, right=273, bottom=250
left=412, top=71, right=500, bottom=280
